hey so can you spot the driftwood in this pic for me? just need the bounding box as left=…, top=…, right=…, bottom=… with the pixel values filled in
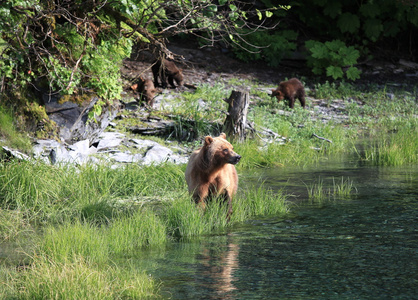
left=312, top=133, right=333, bottom=143
left=223, top=90, right=250, bottom=141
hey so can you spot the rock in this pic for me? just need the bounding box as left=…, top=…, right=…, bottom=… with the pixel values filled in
left=43, top=93, right=118, bottom=144
left=130, top=139, right=161, bottom=149
left=110, top=152, right=143, bottom=163
left=1, top=146, right=30, bottom=161
left=143, top=145, right=173, bottom=165
left=68, top=139, right=90, bottom=154
left=96, top=132, right=125, bottom=151
left=399, top=59, right=418, bottom=69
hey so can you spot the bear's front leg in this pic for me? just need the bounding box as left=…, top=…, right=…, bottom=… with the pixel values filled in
left=193, top=184, right=210, bottom=210
left=289, top=97, right=295, bottom=109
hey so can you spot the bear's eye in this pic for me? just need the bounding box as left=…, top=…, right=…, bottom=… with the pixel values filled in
left=223, top=149, right=229, bottom=154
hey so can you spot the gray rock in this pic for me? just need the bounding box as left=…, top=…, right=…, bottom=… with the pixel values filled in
left=143, top=145, right=173, bottom=165
left=69, top=139, right=90, bottom=154
left=110, top=152, right=143, bottom=163
left=1, top=146, right=30, bottom=161
left=43, top=94, right=118, bottom=144
left=96, top=132, right=125, bottom=151
left=130, top=139, right=161, bottom=149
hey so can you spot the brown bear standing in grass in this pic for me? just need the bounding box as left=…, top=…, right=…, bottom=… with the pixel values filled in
left=185, top=133, right=241, bottom=218
left=152, top=59, right=184, bottom=88
left=271, top=78, right=306, bottom=109
left=131, top=77, right=157, bottom=107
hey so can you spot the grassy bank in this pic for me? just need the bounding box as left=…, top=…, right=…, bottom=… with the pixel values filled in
left=164, top=80, right=417, bottom=168
left=0, top=161, right=288, bottom=298
left=1, top=79, right=416, bottom=298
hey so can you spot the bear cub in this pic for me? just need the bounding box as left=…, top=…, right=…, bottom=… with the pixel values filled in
left=131, top=77, right=157, bottom=107
left=185, top=133, right=241, bottom=218
left=271, top=78, right=306, bottom=109
left=152, top=59, right=184, bottom=88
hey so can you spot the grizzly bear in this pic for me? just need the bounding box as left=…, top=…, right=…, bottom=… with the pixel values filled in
left=131, top=77, right=157, bottom=107
left=185, top=133, right=241, bottom=218
left=152, top=59, right=184, bottom=88
left=271, top=78, right=306, bottom=109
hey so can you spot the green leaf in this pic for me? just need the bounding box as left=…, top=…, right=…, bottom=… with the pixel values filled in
left=265, top=11, right=273, bottom=18
left=323, top=2, right=341, bottom=18
left=363, top=19, right=383, bottom=42
left=359, top=3, right=380, bottom=18
left=337, top=13, right=360, bottom=34
left=346, top=67, right=362, bottom=81
left=407, top=7, right=418, bottom=26
left=326, top=66, right=344, bottom=80
left=256, top=9, right=262, bottom=20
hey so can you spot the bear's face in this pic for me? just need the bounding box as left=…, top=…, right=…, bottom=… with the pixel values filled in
left=204, top=133, right=241, bottom=166
left=271, top=89, right=284, bottom=100
left=173, top=69, right=184, bottom=86
left=144, top=80, right=156, bottom=102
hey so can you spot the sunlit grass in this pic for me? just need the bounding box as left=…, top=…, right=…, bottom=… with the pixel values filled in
left=0, top=160, right=289, bottom=298
left=307, top=178, right=328, bottom=202
left=332, top=177, right=357, bottom=197
left=360, top=118, right=418, bottom=166
left=307, top=177, right=356, bottom=202
left=0, top=106, right=32, bottom=153
left=1, top=255, right=159, bottom=299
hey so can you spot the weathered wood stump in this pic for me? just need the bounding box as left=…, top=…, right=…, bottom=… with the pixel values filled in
left=223, top=90, right=250, bottom=141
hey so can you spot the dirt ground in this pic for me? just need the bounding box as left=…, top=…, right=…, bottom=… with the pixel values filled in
left=121, top=40, right=418, bottom=94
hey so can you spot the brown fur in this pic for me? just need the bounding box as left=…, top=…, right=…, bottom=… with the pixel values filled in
left=131, top=77, right=157, bottom=107
left=271, top=78, right=306, bottom=109
left=152, top=59, right=184, bottom=88
left=185, top=133, right=241, bottom=218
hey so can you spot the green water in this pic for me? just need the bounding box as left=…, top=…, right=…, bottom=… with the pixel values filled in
left=137, top=159, right=418, bottom=299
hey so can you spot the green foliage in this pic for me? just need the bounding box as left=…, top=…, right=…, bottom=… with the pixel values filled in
left=305, top=40, right=361, bottom=80
left=360, top=118, right=418, bottom=166
left=83, top=38, right=132, bottom=101
left=337, top=13, right=360, bottom=34
left=233, top=30, right=297, bottom=66
left=0, top=106, right=31, bottom=152
left=307, top=177, right=356, bottom=202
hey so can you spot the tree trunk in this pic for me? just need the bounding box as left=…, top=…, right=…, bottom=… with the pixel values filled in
left=223, top=90, right=249, bottom=142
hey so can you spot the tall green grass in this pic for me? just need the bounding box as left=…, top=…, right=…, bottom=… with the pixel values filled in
left=307, top=177, right=356, bottom=202
left=164, top=184, right=288, bottom=239
left=0, top=106, right=31, bottom=153
left=0, top=160, right=289, bottom=299
left=1, top=255, right=160, bottom=299
left=0, top=161, right=187, bottom=224
left=360, top=118, right=418, bottom=166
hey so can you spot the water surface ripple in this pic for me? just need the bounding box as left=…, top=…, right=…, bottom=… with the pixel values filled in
left=139, top=161, right=418, bottom=299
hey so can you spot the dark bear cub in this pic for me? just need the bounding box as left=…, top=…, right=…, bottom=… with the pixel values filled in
left=131, top=77, right=157, bottom=107
left=152, top=59, right=184, bottom=88
left=271, top=78, right=306, bottom=109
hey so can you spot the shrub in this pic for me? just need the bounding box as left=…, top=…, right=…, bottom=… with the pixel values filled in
left=305, top=39, right=361, bottom=80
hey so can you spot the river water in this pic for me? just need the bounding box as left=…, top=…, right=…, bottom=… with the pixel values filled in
left=138, top=157, right=418, bottom=299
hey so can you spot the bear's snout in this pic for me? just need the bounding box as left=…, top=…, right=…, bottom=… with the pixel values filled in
left=229, top=154, right=241, bottom=165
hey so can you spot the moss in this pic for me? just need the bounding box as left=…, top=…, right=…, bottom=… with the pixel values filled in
left=24, top=102, right=59, bottom=139
left=59, top=93, right=95, bottom=106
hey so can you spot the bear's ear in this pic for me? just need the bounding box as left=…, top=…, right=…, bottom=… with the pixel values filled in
left=219, top=133, right=226, bottom=139
left=204, top=136, right=213, bottom=146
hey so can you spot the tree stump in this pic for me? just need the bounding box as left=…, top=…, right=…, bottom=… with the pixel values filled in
left=223, top=90, right=250, bottom=141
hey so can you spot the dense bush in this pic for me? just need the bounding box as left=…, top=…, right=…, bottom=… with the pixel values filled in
left=0, top=0, right=417, bottom=126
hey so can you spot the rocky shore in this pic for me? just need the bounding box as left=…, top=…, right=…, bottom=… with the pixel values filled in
left=2, top=42, right=417, bottom=166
